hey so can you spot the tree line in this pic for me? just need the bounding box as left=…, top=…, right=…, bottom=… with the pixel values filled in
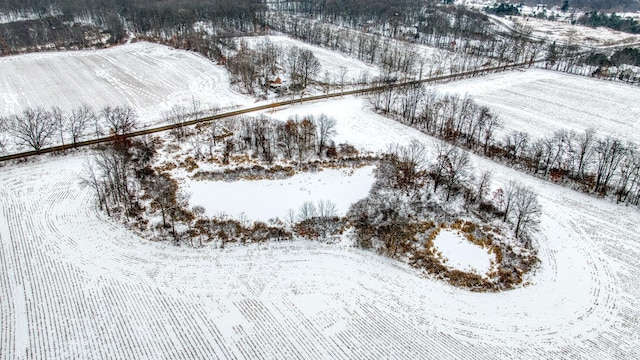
left=0, top=105, right=138, bottom=152
left=181, top=113, right=338, bottom=163
left=226, top=39, right=321, bottom=95
left=576, top=11, right=640, bottom=34
left=367, top=85, right=640, bottom=206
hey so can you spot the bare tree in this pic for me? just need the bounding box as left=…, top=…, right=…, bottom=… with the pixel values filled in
left=9, top=107, right=57, bottom=151
left=499, top=180, right=519, bottom=223
left=102, top=105, right=138, bottom=135
left=92, top=145, right=136, bottom=213
left=288, top=47, right=321, bottom=88
left=166, top=104, right=189, bottom=141
left=505, top=131, right=529, bottom=163
left=338, top=65, right=348, bottom=93
left=258, top=39, right=281, bottom=76
left=474, top=170, right=492, bottom=204
left=67, top=104, right=95, bottom=146
left=385, top=140, right=427, bottom=199
left=80, top=158, right=110, bottom=216
left=512, top=186, right=542, bottom=244
left=297, top=201, right=317, bottom=221
left=399, top=83, right=424, bottom=124
left=593, top=137, right=626, bottom=194
left=573, top=128, right=595, bottom=179
left=226, top=41, right=259, bottom=94
left=431, top=143, right=456, bottom=191
left=314, top=114, right=336, bottom=156
left=146, top=172, right=178, bottom=230
left=51, top=106, right=66, bottom=146
left=482, top=112, right=501, bottom=155
left=615, top=143, right=640, bottom=204
left=442, top=147, right=472, bottom=201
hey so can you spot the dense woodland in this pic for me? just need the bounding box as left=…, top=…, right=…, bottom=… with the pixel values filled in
left=576, top=11, right=640, bottom=34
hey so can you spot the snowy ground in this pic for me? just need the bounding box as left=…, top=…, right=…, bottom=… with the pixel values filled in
left=0, top=41, right=253, bottom=124
left=185, top=166, right=375, bottom=222
left=2, top=43, right=640, bottom=357
left=432, top=68, right=640, bottom=142
left=1, top=109, right=639, bottom=357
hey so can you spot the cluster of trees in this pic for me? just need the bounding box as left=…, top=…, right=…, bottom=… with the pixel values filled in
left=368, top=88, right=502, bottom=154
left=82, top=136, right=204, bottom=243
left=287, top=46, right=321, bottom=88
left=583, top=48, right=640, bottom=68
left=368, top=84, right=640, bottom=206
left=576, top=11, right=640, bottom=33
left=0, top=104, right=139, bottom=152
left=229, top=114, right=337, bottom=162
left=0, top=16, right=107, bottom=55
left=288, top=200, right=342, bottom=240
left=226, top=40, right=322, bottom=94
left=226, top=40, right=282, bottom=94
left=82, top=136, right=154, bottom=218
left=484, top=3, right=520, bottom=16
left=348, top=140, right=541, bottom=256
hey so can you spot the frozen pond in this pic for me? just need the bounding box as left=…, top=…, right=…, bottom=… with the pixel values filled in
left=432, top=229, right=495, bottom=275
left=185, top=166, right=376, bottom=222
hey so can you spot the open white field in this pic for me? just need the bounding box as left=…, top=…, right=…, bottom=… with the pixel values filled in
left=2, top=92, right=640, bottom=358
left=0, top=42, right=252, bottom=124
left=432, top=68, right=640, bottom=143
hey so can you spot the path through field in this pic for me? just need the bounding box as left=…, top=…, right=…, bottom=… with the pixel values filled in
left=1, top=148, right=639, bottom=358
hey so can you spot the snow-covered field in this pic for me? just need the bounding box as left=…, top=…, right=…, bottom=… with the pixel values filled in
left=186, top=166, right=375, bottom=222
left=0, top=42, right=252, bottom=124
left=2, top=35, right=640, bottom=357
left=433, top=68, right=640, bottom=142
left=2, top=87, right=640, bottom=358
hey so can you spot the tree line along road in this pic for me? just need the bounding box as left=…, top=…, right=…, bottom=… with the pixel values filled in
left=0, top=60, right=536, bottom=163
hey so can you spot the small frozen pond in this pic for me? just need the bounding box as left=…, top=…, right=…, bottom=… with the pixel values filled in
left=185, top=166, right=375, bottom=222
left=432, top=229, right=496, bottom=276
